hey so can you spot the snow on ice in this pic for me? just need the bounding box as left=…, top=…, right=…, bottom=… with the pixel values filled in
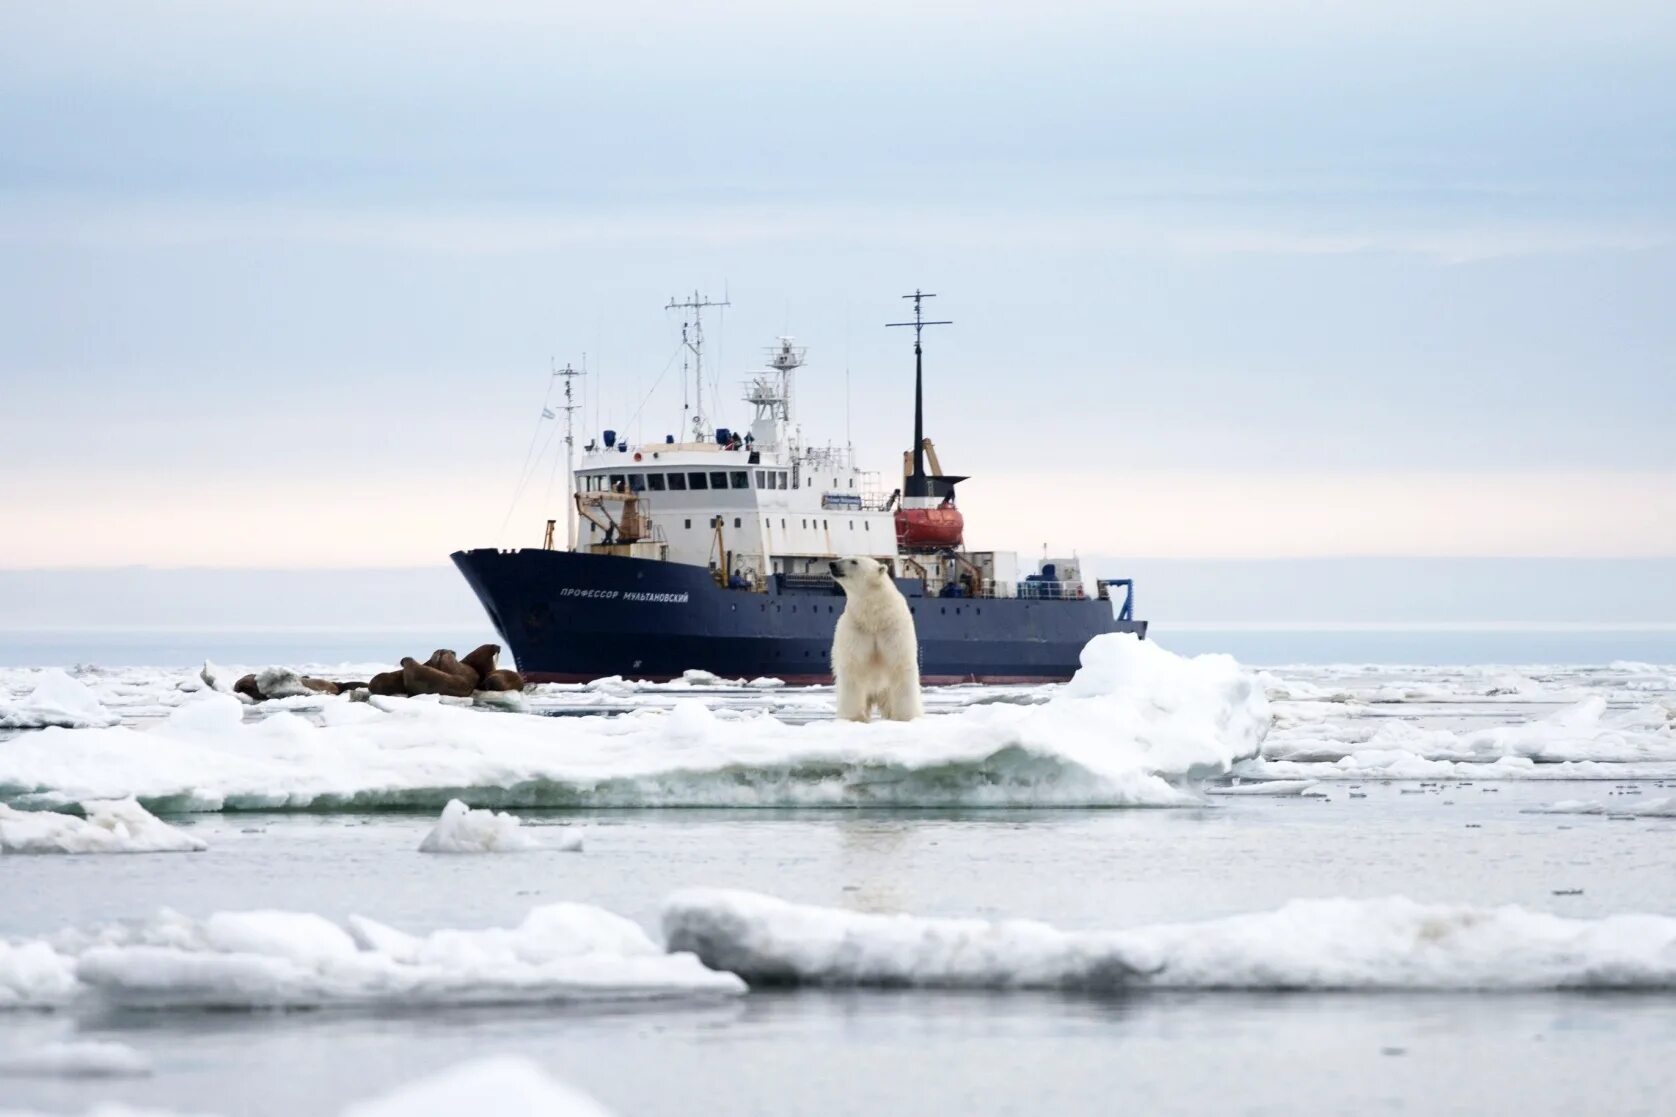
left=1523, top=796, right=1676, bottom=818
left=662, top=889, right=1676, bottom=992
left=0, top=905, right=742, bottom=1011
left=0, top=1056, right=615, bottom=1117
left=0, top=1040, right=151, bottom=1079
left=418, top=799, right=583, bottom=853
left=0, top=671, right=119, bottom=730
left=0, top=635, right=1269, bottom=811
left=0, top=799, right=205, bottom=855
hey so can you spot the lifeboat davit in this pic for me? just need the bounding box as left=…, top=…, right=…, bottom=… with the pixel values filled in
left=895, top=505, right=965, bottom=549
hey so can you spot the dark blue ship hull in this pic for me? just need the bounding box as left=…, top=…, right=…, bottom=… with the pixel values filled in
left=451, top=548, right=1147, bottom=684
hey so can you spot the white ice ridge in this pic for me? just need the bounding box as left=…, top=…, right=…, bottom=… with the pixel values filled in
left=0, top=799, right=206, bottom=855
left=418, top=799, right=583, bottom=853
left=0, top=904, right=742, bottom=1011
left=662, top=889, right=1676, bottom=992
left=0, top=670, right=119, bottom=730
left=0, top=1040, right=151, bottom=1079
left=0, top=635, right=1269, bottom=811
left=0, top=1056, right=615, bottom=1117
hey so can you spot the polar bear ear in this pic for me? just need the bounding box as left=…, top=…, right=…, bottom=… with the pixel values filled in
left=875, top=564, right=888, bottom=580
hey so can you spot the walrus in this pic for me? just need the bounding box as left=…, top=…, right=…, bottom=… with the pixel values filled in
left=367, top=670, right=407, bottom=696
left=460, top=643, right=501, bottom=682
left=477, top=668, right=526, bottom=692
left=401, top=652, right=477, bottom=698
left=233, top=673, right=263, bottom=702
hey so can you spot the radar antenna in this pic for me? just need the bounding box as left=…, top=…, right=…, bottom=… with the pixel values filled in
left=666, top=291, right=731, bottom=442
left=886, top=289, right=953, bottom=497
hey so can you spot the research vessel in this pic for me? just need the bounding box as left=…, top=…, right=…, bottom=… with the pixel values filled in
left=453, top=291, right=1146, bottom=683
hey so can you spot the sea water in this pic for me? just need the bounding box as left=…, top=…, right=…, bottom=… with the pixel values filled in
left=2, top=640, right=1674, bottom=1116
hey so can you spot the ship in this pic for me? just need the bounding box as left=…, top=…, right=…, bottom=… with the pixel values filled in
left=452, top=290, right=1146, bottom=683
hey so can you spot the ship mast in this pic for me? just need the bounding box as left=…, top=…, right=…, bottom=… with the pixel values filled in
left=554, top=360, right=586, bottom=550
left=886, top=289, right=952, bottom=499
left=667, top=291, right=731, bottom=443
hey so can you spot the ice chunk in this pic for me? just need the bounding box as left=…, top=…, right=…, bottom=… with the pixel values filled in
left=343, top=1056, right=616, bottom=1117
left=23, top=903, right=745, bottom=1009
left=0, top=1040, right=151, bottom=1078
left=1204, top=780, right=1322, bottom=797
left=418, top=799, right=581, bottom=853
left=0, top=634, right=1270, bottom=811
left=0, top=799, right=206, bottom=854
left=0, top=670, right=119, bottom=730
left=0, top=941, right=80, bottom=1008
left=1526, top=796, right=1676, bottom=818
left=662, top=888, right=1676, bottom=991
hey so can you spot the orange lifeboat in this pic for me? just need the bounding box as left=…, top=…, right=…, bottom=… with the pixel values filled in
left=895, top=504, right=965, bottom=549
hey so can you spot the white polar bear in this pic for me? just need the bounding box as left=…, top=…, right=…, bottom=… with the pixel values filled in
left=828, top=556, right=923, bottom=722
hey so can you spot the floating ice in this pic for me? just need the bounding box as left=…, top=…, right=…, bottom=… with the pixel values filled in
left=0, top=670, right=119, bottom=730
left=0, top=903, right=740, bottom=1011
left=0, top=635, right=1269, bottom=811
left=0, top=1040, right=151, bottom=1079
left=1204, top=780, right=1323, bottom=797
left=1524, top=796, right=1676, bottom=818
left=662, top=888, right=1676, bottom=991
left=418, top=799, right=582, bottom=853
left=0, top=799, right=205, bottom=855
left=0, top=1056, right=613, bottom=1117
left=342, top=1056, right=617, bottom=1117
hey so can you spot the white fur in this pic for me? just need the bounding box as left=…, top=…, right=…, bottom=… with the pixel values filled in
left=828, top=556, right=923, bottom=722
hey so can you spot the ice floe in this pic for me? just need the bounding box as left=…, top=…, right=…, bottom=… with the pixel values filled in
left=1, top=904, right=742, bottom=1011
left=0, top=671, right=119, bottom=730
left=0, top=799, right=205, bottom=855
left=1204, top=780, right=1324, bottom=797
left=1523, top=796, right=1676, bottom=818
left=662, top=889, right=1676, bottom=991
left=0, top=1056, right=613, bottom=1117
left=0, top=635, right=1269, bottom=811
left=418, top=799, right=582, bottom=853
left=0, top=1040, right=151, bottom=1078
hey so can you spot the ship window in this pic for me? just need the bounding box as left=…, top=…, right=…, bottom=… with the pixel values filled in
left=668, top=473, right=688, bottom=491
left=781, top=519, right=786, bottom=529
left=778, top=473, right=788, bottom=489
left=609, top=474, right=625, bottom=491
left=688, top=472, right=708, bottom=490
left=822, top=520, right=828, bottom=529
left=802, top=520, right=807, bottom=529
left=850, top=478, right=855, bottom=488
left=849, top=521, right=854, bottom=530
left=865, top=522, right=870, bottom=531
left=734, top=517, right=741, bottom=528
left=756, top=470, right=766, bottom=487
left=647, top=473, right=666, bottom=492
left=730, top=471, right=749, bottom=489
left=628, top=473, right=646, bottom=493
left=709, top=471, right=728, bottom=489
left=684, top=518, right=692, bottom=529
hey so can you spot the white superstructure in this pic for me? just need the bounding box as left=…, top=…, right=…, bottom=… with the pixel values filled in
left=571, top=334, right=897, bottom=585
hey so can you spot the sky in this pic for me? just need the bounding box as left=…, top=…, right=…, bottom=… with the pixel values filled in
left=1, top=1, right=1673, bottom=585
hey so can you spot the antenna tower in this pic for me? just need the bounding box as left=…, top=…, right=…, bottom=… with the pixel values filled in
left=553, top=360, right=587, bottom=550
left=666, top=291, right=731, bottom=442
left=886, top=289, right=953, bottom=496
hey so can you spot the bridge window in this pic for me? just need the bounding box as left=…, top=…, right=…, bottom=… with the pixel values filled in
left=756, top=470, right=766, bottom=487
left=609, top=474, right=625, bottom=491
left=734, top=517, right=741, bottom=528
left=647, top=473, right=666, bottom=491
left=628, top=473, right=646, bottom=493
left=688, top=472, right=708, bottom=490
left=865, top=522, right=870, bottom=531
left=668, top=472, right=688, bottom=491
left=709, top=471, right=728, bottom=489
left=684, top=518, right=692, bottom=529
left=731, top=471, right=749, bottom=489
left=777, top=472, right=788, bottom=489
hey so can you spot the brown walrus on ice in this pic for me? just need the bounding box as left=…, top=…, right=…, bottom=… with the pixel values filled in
left=400, top=649, right=478, bottom=697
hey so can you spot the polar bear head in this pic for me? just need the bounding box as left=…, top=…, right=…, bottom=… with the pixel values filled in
left=828, top=555, right=890, bottom=594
